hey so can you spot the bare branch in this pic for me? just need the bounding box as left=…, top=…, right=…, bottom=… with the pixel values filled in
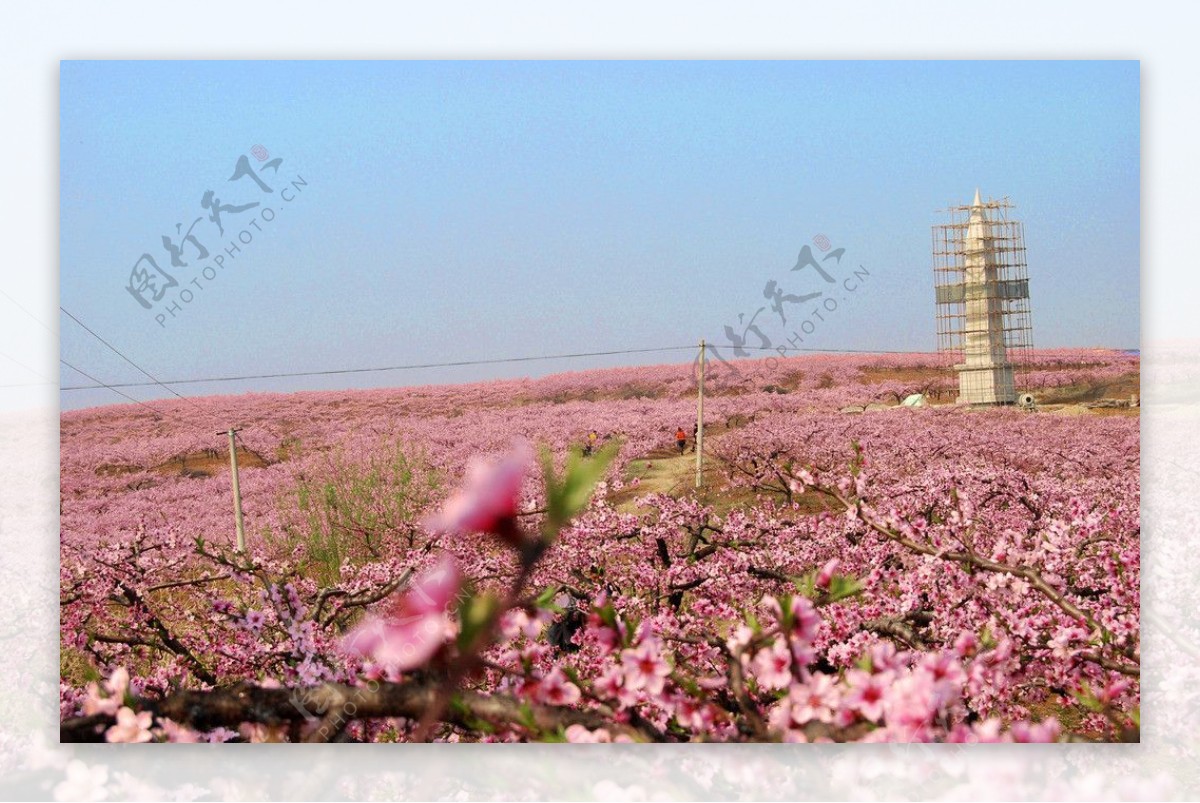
left=60, top=680, right=667, bottom=743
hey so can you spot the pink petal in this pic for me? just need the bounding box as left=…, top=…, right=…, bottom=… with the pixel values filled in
left=426, top=442, right=531, bottom=535
left=400, top=554, right=462, bottom=616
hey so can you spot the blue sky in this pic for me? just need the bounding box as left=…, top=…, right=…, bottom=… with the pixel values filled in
left=59, top=60, right=1139, bottom=410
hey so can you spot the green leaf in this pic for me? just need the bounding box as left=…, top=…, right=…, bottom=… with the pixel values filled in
left=979, top=626, right=997, bottom=650
left=849, top=441, right=863, bottom=476
left=517, top=702, right=538, bottom=731
left=826, top=575, right=864, bottom=603
left=622, top=614, right=639, bottom=647
left=1073, top=682, right=1104, bottom=712
left=777, top=593, right=795, bottom=631
left=448, top=696, right=497, bottom=735
left=595, top=603, right=618, bottom=631
left=673, top=673, right=702, bottom=697
left=541, top=728, right=568, bottom=743
left=535, top=584, right=564, bottom=612
left=541, top=442, right=620, bottom=533
left=796, top=569, right=863, bottom=605
left=456, top=593, right=501, bottom=652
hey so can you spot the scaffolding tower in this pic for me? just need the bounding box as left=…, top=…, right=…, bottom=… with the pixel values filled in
left=932, top=190, right=1034, bottom=405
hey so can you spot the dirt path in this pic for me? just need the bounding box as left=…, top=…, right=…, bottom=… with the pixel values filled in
left=608, top=432, right=752, bottom=516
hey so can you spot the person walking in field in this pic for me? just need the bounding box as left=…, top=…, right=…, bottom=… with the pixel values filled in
left=675, top=427, right=688, bottom=454
left=584, top=430, right=598, bottom=457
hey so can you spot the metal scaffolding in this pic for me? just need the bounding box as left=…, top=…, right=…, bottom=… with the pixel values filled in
left=932, top=192, right=1034, bottom=405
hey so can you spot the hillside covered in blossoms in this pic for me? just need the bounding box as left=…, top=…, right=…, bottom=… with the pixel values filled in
left=59, top=348, right=1140, bottom=743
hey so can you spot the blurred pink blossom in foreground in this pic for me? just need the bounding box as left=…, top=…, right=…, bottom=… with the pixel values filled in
left=82, top=667, right=129, bottom=717
left=342, top=553, right=462, bottom=676
left=425, top=441, right=532, bottom=546
left=105, top=706, right=153, bottom=743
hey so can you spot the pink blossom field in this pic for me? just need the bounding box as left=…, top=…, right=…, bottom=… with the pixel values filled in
left=59, top=348, right=1140, bottom=743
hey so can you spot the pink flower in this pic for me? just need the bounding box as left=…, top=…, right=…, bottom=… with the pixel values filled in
left=673, top=695, right=716, bottom=731
left=815, top=558, right=840, bottom=590
left=535, top=667, right=582, bottom=706
left=751, top=639, right=794, bottom=691
left=393, top=554, right=462, bottom=617
left=82, top=687, right=118, bottom=717
left=881, top=671, right=937, bottom=741
left=725, top=624, right=754, bottom=655
left=82, top=667, right=129, bottom=717
left=620, top=639, right=671, bottom=696
left=155, top=718, right=200, bottom=743
left=1048, top=625, right=1089, bottom=659
left=868, top=641, right=904, bottom=673
left=918, top=651, right=967, bottom=707
left=426, top=442, right=532, bottom=545
left=952, top=631, right=979, bottom=658
left=585, top=610, right=624, bottom=656
left=342, top=554, right=462, bottom=675
left=105, top=667, right=129, bottom=697
left=565, top=723, right=612, bottom=742
left=844, top=668, right=889, bottom=723
left=1098, top=678, right=1132, bottom=705
left=593, top=664, right=625, bottom=699
left=500, top=608, right=547, bottom=641
left=203, top=727, right=239, bottom=743
left=788, top=596, right=822, bottom=645
left=239, top=722, right=288, bottom=743
left=789, top=672, right=840, bottom=725
left=105, top=706, right=153, bottom=743
left=960, top=718, right=1005, bottom=743
left=1011, top=718, right=1061, bottom=743
left=243, top=609, right=266, bottom=633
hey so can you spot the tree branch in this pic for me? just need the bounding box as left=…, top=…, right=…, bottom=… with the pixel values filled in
left=60, top=679, right=665, bottom=743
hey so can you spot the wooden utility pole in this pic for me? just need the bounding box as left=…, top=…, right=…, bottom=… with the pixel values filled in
left=221, top=428, right=247, bottom=552
left=696, top=339, right=705, bottom=489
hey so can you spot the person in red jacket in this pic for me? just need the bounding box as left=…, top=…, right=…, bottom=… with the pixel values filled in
left=675, top=427, right=688, bottom=454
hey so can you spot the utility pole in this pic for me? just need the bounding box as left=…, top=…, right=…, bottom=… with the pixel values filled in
left=696, top=339, right=705, bottom=489
left=221, top=428, right=247, bottom=552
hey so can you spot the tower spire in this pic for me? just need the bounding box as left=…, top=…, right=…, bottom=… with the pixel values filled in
left=932, top=189, right=1032, bottom=406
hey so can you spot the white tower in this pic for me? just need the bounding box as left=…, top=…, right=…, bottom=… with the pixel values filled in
left=933, top=190, right=1033, bottom=405
left=955, top=190, right=1015, bottom=404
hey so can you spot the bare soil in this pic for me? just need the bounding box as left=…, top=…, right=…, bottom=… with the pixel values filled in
left=151, top=447, right=269, bottom=479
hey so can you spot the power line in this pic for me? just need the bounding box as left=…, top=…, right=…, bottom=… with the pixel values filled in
left=57, top=343, right=942, bottom=392
left=59, top=306, right=204, bottom=409
left=54, top=306, right=222, bottom=430
left=59, top=358, right=234, bottom=434
left=739, top=345, right=937, bottom=356
left=59, top=345, right=702, bottom=391
left=59, top=359, right=174, bottom=420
